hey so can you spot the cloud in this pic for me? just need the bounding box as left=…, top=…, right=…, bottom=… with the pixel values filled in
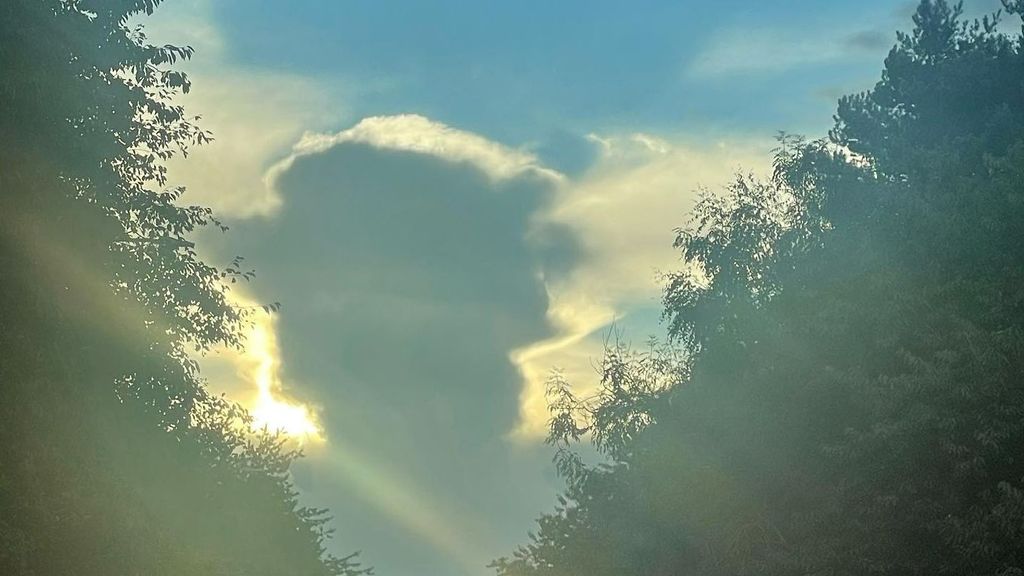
left=526, top=129, right=604, bottom=178
left=271, top=114, right=562, bottom=186
left=689, top=0, right=1004, bottom=81
left=687, top=27, right=890, bottom=79
left=145, top=0, right=346, bottom=219
left=260, top=118, right=773, bottom=447
left=167, top=71, right=343, bottom=218
left=843, top=29, right=892, bottom=52
left=227, top=115, right=578, bottom=574
left=511, top=131, right=774, bottom=439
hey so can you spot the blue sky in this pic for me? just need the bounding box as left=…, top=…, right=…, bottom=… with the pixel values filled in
left=210, top=0, right=915, bottom=142
left=150, top=1, right=1004, bottom=575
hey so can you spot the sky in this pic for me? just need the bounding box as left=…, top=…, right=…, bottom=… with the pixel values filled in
left=147, top=1, right=1003, bottom=575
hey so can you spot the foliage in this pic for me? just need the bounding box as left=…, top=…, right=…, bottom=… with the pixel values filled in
left=496, top=2, right=1024, bottom=575
left=0, top=2, right=366, bottom=574
left=545, top=337, right=687, bottom=487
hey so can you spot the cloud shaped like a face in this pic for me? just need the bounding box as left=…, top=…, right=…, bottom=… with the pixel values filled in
left=229, top=116, right=579, bottom=573
left=265, top=144, right=562, bottom=412
left=253, top=117, right=572, bottom=418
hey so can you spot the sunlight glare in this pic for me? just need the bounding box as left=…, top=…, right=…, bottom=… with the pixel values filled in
left=244, top=309, right=322, bottom=441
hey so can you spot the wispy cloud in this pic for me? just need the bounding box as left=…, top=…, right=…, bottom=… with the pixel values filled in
left=511, top=131, right=774, bottom=439
left=147, top=0, right=346, bottom=219
left=688, top=26, right=891, bottom=79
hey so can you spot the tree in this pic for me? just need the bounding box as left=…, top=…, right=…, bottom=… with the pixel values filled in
left=0, top=2, right=366, bottom=574
left=497, top=2, right=1024, bottom=575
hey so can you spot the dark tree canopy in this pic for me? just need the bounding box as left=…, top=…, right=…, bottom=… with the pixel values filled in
left=496, top=2, right=1024, bottom=575
left=0, top=2, right=366, bottom=574
left=7, top=1, right=1024, bottom=575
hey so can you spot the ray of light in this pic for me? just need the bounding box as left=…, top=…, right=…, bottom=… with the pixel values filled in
left=233, top=303, right=485, bottom=569
left=317, top=433, right=490, bottom=575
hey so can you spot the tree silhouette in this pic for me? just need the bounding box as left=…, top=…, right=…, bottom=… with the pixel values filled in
left=0, top=2, right=367, bottom=574
left=497, top=2, right=1024, bottom=575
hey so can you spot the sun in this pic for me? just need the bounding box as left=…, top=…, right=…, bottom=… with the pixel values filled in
left=251, top=393, right=320, bottom=438
left=242, top=306, right=322, bottom=442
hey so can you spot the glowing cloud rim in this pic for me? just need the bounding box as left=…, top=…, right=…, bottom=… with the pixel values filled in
left=266, top=114, right=564, bottom=190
